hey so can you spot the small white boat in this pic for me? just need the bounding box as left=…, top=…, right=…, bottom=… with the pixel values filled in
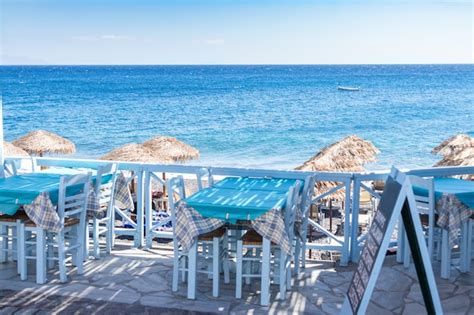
left=337, top=86, right=360, bottom=91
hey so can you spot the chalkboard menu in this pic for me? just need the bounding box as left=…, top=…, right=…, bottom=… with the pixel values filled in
left=347, top=176, right=402, bottom=314
left=341, top=172, right=442, bottom=315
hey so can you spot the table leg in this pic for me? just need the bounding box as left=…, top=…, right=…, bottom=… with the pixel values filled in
left=441, top=229, right=450, bottom=279
left=187, top=241, right=197, bottom=299
left=261, top=238, right=271, bottom=306
left=36, top=229, right=47, bottom=284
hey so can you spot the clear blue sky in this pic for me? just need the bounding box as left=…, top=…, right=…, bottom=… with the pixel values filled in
left=1, top=0, right=472, bottom=65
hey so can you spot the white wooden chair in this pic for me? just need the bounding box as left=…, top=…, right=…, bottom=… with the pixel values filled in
left=294, top=175, right=316, bottom=274
left=235, top=181, right=301, bottom=306
left=168, top=176, right=230, bottom=299
left=85, top=163, right=118, bottom=259
left=19, top=173, right=91, bottom=284
left=0, top=159, right=33, bottom=272
left=196, top=167, right=214, bottom=190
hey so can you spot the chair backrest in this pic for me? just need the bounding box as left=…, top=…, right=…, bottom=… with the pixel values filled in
left=57, top=173, right=92, bottom=227
left=284, top=180, right=301, bottom=241
left=3, top=160, right=20, bottom=177
left=409, top=175, right=435, bottom=216
left=166, top=176, right=186, bottom=226
left=299, top=175, right=316, bottom=219
left=196, top=167, right=214, bottom=191
left=95, top=163, right=118, bottom=218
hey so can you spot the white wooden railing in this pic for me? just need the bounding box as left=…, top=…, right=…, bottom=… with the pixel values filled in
left=4, top=155, right=474, bottom=265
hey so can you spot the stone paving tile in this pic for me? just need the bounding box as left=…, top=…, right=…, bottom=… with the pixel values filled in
left=0, top=243, right=473, bottom=314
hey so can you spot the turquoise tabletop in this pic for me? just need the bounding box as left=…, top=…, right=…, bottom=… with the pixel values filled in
left=183, top=187, right=288, bottom=223
left=0, top=173, right=62, bottom=215
left=413, top=178, right=474, bottom=209
left=214, top=177, right=300, bottom=192
left=0, top=172, right=111, bottom=216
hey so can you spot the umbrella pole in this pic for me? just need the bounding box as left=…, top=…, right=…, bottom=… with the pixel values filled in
left=162, top=172, right=167, bottom=210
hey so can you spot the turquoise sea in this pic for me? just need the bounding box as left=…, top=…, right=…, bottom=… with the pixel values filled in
left=1, top=65, right=473, bottom=170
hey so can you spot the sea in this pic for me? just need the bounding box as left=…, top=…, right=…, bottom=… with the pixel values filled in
left=1, top=65, right=473, bottom=170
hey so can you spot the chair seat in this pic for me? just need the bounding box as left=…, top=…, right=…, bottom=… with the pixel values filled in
left=240, top=229, right=276, bottom=246
left=0, top=211, right=29, bottom=222
left=24, top=217, right=80, bottom=228
left=198, top=227, right=227, bottom=241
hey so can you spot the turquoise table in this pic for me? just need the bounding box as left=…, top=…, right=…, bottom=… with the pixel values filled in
left=413, top=178, right=474, bottom=209
left=183, top=186, right=288, bottom=223
left=213, top=177, right=299, bottom=193
left=0, top=172, right=111, bottom=216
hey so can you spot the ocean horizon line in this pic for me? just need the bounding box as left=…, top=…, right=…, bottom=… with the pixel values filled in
left=2, top=63, right=473, bottom=67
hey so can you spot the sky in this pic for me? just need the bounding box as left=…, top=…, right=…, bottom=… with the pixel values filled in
left=0, top=0, right=472, bottom=65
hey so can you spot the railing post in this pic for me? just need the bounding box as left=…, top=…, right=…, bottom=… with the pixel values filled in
left=350, top=176, right=361, bottom=262
left=144, top=170, right=153, bottom=248
left=134, top=168, right=145, bottom=248
left=341, top=178, right=351, bottom=266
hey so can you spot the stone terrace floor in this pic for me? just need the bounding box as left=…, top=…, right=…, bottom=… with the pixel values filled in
left=0, top=241, right=473, bottom=314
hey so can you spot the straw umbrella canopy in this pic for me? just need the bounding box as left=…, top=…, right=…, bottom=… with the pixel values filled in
left=3, top=141, right=29, bottom=157
left=100, top=143, right=169, bottom=163
left=432, top=134, right=474, bottom=157
left=12, top=130, right=75, bottom=156
left=143, top=136, right=200, bottom=163
left=296, top=135, right=380, bottom=200
left=434, top=146, right=474, bottom=167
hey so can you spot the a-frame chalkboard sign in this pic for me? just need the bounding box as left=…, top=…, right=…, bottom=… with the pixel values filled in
left=340, top=167, right=443, bottom=314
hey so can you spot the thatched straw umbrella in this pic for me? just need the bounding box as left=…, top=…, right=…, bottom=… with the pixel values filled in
left=432, top=134, right=474, bottom=157
left=100, top=143, right=167, bottom=163
left=13, top=130, right=75, bottom=157
left=143, top=136, right=199, bottom=162
left=434, top=147, right=474, bottom=167
left=434, top=147, right=474, bottom=180
left=296, top=135, right=380, bottom=199
left=3, top=141, right=29, bottom=156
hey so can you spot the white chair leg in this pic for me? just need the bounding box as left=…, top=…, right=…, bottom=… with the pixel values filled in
left=15, top=221, right=22, bottom=275
left=181, top=255, right=187, bottom=283
left=84, top=223, right=90, bottom=260
left=187, top=241, right=197, bottom=300
left=57, top=232, right=67, bottom=283
left=19, top=224, right=27, bottom=281
left=105, top=219, right=112, bottom=254
left=12, top=227, right=18, bottom=262
left=110, top=207, right=116, bottom=248
left=47, top=232, right=55, bottom=269
left=212, top=237, right=219, bottom=298
left=36, top=229, right=47, bottom=284
left=93, top=219, right=100, bottom=259
left=294, top=238, right=301, bottom=275
left=279, top=249, right=286, bottom=300
left=441, top=229, right=451, bottom=279
left=260, top=238, right=271, bottom=306
left=223, top=234, right=230, bottom=284
left=76, top=224, right=85, bottom=275
left=460, top=221, right=469, bottom=273
left=235, top=240, right=243, bottom=299
left=0, top=225, right=7, bottom=263
left=172, top=242, right=179, bottom=292
left=245, top=252, right=251, bottom=285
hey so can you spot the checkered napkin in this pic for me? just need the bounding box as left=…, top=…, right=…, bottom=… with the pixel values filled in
left=23, top=192, right=62, bottom=233
left=436, top=193, right=472, bottom=247
left=175, top=201, right=225, bottom=252
left=175, top=202, right=292, bottom=255
left=252, top=208, right=291, bottom=255
left=114, top=173, right=134, bottom=211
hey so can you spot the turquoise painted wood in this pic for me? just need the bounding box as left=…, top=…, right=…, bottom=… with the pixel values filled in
left=413, top=178, right=474, bottom=208
left=183, top=187, right=288, bottom=223
left=213, top=176, right=299, bottom=192
left=0, top=172, right=111, bottom=215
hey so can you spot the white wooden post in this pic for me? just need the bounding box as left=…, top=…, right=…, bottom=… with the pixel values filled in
left=341, top=178, right=352, bottom=266
left=350, top=177, right=361, bottom=262
left=134, top=169, right=145, bottom=248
